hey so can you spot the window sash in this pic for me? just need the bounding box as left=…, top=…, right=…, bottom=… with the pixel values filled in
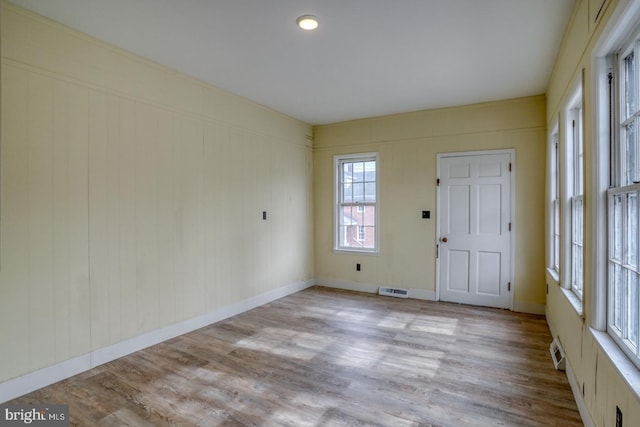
left=608, top=185, right=640, bottom=365
left=571, top=195, right=584, bottom=298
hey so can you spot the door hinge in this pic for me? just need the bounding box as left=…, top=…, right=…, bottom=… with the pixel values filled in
left=508, top=282, right=511, bottom=292
left=436, top=244, right=439, bottom=259
left=437, top=178, right=440, bottom=186
left=508, top=222, right=512, bottom=231
left=509, top=162, right=512, bottom=172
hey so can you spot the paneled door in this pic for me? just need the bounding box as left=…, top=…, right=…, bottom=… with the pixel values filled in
left=437, top=151, right=513, bottom=309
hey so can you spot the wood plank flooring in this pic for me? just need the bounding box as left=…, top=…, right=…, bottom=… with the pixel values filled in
left=9, top=287, right=583, bottom=426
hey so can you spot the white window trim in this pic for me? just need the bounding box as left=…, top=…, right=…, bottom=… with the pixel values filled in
left=333, top=152, right=379, bottom=254
left=561, top=78, right=585, bottom=312
left=548, top=124, right=561, bottom=281
left=591, top=0, right=640, bottom=377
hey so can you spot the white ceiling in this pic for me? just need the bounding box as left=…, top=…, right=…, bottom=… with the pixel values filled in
left=8, top=0, right=576, bottom=125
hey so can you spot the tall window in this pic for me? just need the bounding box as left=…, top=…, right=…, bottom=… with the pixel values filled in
left=335, top=153, right=378, bottom=252
left=567, top=93, right=584, bottom=300
left=609, top=39, right=640, bottom=364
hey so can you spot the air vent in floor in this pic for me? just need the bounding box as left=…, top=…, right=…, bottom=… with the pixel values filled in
left=378, top=287, right=409, bottom=298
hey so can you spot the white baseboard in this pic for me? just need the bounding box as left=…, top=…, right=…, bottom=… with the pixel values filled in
left=545, top=309, right=594, bottom=427
left=0, top=279, right=314, bottom=404
left=565, top=359, right=595, bottom=427
left=316, top=278, right=437, bottom=301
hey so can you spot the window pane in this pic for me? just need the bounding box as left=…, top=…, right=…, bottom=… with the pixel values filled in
left=362, top=206, right=376, bottom=226
left=613, top=263, right=623, bottom=331
left=342, top=162, right=352, bottom=180
left=342, top=183, right=352, bottom=203
left=364, top=182, right=376, bottom=202
left=572, top=196, right=584, bottom=296
left=353, top=162, right=365, bottom=183
left=361, top=226, right=375, bottom=249
left=340, top=206, right=354, bottom=226
left=352, top=183, right=365, bottom=202
left=553, top=199, right=560, bottom=271
left=629, top=192, right=638, bottom=268
left=613, top=193, right=623, bottom=261
left=628, top=271, right=639, bottom=348
left=626, top=122, right=638, bottom=184
left=625, top=51, right=635, bottom=119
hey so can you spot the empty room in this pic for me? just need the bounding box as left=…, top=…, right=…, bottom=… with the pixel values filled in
left=1, top=0, right=640, bottom=425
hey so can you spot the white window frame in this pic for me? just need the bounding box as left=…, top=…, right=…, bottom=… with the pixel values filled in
left=334, top=153, right=379, bottom=253
left=606, top=33, right=640, bottom=366
left=548, top=126, right=561, bottom=277
left=562, top=83, right=585, bottom=306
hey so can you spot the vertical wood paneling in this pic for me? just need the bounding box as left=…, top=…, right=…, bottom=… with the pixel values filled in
left=52, top=79, right=71, bottom=363
left=178, top=116, right=204, bottom=318
left=1, top=3, right=314, bottom=387
left=156, top=109, right=178, bottom=327
left=203, top=122, right=223, bottom=310
left=118, top=98, right=138, bottom=340
left=207, top=124, right=233, bottom=308
left=88, top=90, right=110, bottom=350
left=28, top=72, right=56, bottom=370
left=228, top=131, right=247, bottom=300
left=67, top=83, right=90, bottom=357
left=0, top=65, right=30, bottom=379
left=106, top=94, right=122, bottom=344
left=135, top=104, right=160, bottom=333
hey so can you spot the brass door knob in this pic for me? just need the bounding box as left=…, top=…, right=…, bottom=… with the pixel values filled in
left=441, top=237, right=448, bottom=243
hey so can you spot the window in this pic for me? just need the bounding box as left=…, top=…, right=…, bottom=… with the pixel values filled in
left=550, top=129, right=560, bottom=274
left=335, top=153, right=378, bottom=252
left=608, top=37, right=640, bottom=364
left=565, top=89, right=584, bottom=301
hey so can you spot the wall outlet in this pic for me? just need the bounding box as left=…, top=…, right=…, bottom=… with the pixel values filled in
left=356, top=263, right=361, bottom=271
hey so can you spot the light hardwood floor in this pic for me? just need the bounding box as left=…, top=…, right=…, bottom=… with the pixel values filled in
left=10, top=287, right=582, bottom=426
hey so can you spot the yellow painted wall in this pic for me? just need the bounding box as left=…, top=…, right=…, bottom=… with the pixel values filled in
left=546, top=0, right=640, bottom=425
left=314, top=96, right=547, bottom=314
left=0, top=2, right=313, bottom=383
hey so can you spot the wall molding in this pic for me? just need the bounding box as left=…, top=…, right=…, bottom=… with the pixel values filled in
left=0, top=279, right=314, bottom=404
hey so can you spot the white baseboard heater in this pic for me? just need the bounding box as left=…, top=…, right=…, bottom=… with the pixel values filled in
left=378, top=287, right=409, bottom=298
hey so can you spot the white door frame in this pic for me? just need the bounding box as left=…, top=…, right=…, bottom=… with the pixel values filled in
left=435, top=149, right=516, bottom=310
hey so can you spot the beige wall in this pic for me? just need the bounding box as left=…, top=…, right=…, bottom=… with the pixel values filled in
left=0, top=2, right=313, bottom=385
left=314, top=96, right=547, bottom=314
left=546, top=0, right=640, bottom=425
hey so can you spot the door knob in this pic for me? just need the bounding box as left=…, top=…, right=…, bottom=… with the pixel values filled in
left=441, top=237, right=448, bottom=243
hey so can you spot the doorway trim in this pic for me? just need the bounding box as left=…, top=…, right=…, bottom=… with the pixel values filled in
left=435, top=148, right=516, bottom=311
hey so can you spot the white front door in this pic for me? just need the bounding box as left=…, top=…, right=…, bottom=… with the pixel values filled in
left=437, top=151, right=512, bottom=309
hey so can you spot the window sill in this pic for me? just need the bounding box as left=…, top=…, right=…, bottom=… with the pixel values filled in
left=333, top=249, right=379, bottom=256
left=590, top=329, right=640, bottom=401
left=560, top=286, right=584, bottom=318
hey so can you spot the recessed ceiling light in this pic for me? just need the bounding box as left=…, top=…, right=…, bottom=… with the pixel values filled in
left=296, top=15, right=319, bottom=31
